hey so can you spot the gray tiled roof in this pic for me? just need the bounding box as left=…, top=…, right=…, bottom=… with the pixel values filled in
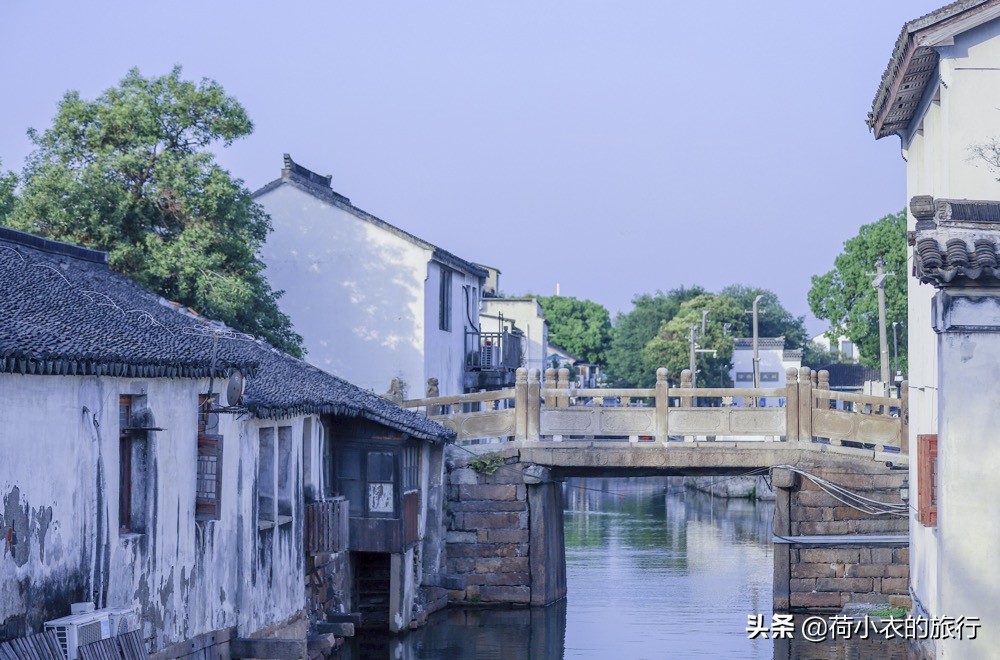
left=254, top=154, right=488, bottom=279
left=733, top=337, right=785, bottom=350
left=913, top=197, right=1000, bottom=287
left=0, top=226, right=453, bottom=441
left=869, top=0, right=996, bottom=139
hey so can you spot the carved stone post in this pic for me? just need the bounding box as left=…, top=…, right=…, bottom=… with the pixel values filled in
left=655, top=368, right=669, bottom=444
left=426, top=377, right=440, bottom=416
left=514, top=368, right=528, bottom=441
left=784, top=368, right=798, bottom=442
left=544, top=368, right=557, bottom=409
left=817, top=369, right=830, bottom=410
left=383, top=377, right=404, bottom=405
left=527, top=368, right=541, bottom=441
left=680, top=369, right=693, bottom=408
left=557, top=368, right=570, bottom=408
left=798, top=367, right=812, bottom=443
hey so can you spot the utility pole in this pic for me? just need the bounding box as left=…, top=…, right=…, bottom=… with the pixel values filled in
left=892, top=321, right=902, bottom=395
left=689, top=325, right=697, bottom=386
left=751, top=295, right=763, bottom=389
left=873, top=257, right=891, bottom=386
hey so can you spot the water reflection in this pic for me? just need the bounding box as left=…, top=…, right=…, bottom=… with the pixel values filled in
left=347, top=478, right=908, bottom=659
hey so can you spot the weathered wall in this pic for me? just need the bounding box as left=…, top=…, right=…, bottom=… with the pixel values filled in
left=443, top=446, right=565, bottom=607
left=901, top=17, right=1000, bottom=623
left=0, top=373, right=308, bottom=652
left=772, top=464, right=908, bottom=611
left=257, top=184, right=429, bottom=394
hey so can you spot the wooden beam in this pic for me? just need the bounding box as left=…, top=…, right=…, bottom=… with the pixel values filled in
left=229, top=638, right=306, bottom=659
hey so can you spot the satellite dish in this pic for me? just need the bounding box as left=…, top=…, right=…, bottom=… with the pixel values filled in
left=226, top=369, right=245, bottom=407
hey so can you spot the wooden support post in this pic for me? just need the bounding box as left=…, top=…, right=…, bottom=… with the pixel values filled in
left=655, top=367, right=669, bottom=444
left=784, top=368, right=798, bottom=442
left=557, top=368, right=570, bottom=408
left=900, top=380, right=909, bottom=455
left=544, top=367, right=557, bottom=408
left=798, top=367, right=812, bottom=444
left=527, top=368, right=541, bottom=441
left=514, top=368, right=528, bottom=441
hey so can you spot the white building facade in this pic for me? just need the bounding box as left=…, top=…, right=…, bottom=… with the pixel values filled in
left=729, top=337, right=802, bottom=407
left=870, top=3, right=1000, bottom=656
left=481, top=297, right=549, bottom=375
left=254, top=155, right=487, bottom=399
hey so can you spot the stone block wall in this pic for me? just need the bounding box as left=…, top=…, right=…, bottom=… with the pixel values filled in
left=774, top=462, right=909, bottom=611
left=443, top=446, right=566, bottom=606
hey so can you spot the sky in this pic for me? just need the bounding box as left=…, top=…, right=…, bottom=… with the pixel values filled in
left=0, top=1, right=945, bottom=337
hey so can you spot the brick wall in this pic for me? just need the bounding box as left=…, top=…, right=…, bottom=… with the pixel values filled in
left=774, top=463, right=909, bottom=611
left=443, top=447, right=565, bottom=606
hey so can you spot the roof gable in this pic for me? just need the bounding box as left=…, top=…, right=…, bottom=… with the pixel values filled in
left=253, top=154, right=487, bottom=280
left=870, top=0, right=1000, bottom=140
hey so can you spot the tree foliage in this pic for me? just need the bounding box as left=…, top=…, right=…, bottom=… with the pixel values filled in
left=801, top=340, right=844, bottom=370
left=604, top=287, right=705, bottom=387
left=719, top=284, right=807, bottom=349
left=0, top=160, right=15, bottom=223
left=535, top=295, right=612, bottom=365
left=644, top=293, right=745, bottom=387
left=5, top=67, right=303, bottom=355
left=808, top=211, right=907, bottom=373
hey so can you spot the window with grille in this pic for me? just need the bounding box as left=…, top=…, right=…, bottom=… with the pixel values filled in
left=918, top=434, right=938, bottom=527
left=196, top=394, right=223, bottom=521
left=439, top=267, right=453, bottom=331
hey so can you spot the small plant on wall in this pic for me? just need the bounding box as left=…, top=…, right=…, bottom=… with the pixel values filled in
left=469, top=452, right=504, bottom=476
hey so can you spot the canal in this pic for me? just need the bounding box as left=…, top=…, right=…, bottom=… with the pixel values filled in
left=346, top=478, right=909, bottom=659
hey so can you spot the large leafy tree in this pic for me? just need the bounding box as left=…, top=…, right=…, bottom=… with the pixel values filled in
left=0, top=160, right=15, bottom=223
left=5, top=67, right=303, bottom=355
left=719, top=284, right=807, bottom=348
left=535, top=295, right=612, bottom=365
left=808, top=211, right=907, bottom=372
left=605, top=287, right=705, bottom=387
left=644, top=293, right=744, bottom=387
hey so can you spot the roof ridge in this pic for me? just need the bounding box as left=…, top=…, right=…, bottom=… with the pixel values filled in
left=0, top=226, right=108, bottom=264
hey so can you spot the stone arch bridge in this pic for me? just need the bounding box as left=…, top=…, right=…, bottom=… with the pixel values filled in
left=403, top=367, right=910, bottom=612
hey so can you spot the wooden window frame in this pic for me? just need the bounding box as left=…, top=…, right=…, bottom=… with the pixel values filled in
left=918, top=434, right=938, bottom=527
left=119, top=395, right=135, bottom=533
left=196, top=394, right=223, bottom=522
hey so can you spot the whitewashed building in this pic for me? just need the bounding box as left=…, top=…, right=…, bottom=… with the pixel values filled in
left=870, top=2, right=1000, bottom=656
left=728, top=337, right=801, bottom=407
left=481, top=297, right=548, bottom=375
left=253, top=155, right=488, bottom=399
left=0, top=228, right=453, bottom=654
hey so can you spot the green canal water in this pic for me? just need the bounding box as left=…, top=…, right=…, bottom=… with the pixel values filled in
left=347, top=478, right=910, bottom=659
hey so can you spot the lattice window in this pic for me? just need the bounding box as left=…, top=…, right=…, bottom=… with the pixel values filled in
left=196, top=394, right=223, bottom=521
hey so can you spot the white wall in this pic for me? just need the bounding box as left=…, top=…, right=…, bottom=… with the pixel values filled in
left=0, top=373, right=307, bottom=651
left=423, top=261, right=481, bottom=397
left=730, top=347, right=790, bottom=407
left=900, top=17, right=1000, bottom=624
left=258, top=185, right=429, bottom=395
left=482, top=298, right=549, bottom=375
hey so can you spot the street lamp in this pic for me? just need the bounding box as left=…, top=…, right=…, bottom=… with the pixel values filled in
left=752, top=295, right=764, bottom=390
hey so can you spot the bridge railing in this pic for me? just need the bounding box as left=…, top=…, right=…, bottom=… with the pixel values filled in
left=399, top=366, right=908, bottom=454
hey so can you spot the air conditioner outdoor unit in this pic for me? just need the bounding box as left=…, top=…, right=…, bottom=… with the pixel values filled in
left=480, top=344, right=499, bottom=369
left=44, top=611, right=110, bottom=660
left=103, top=606, right=141, bottom=637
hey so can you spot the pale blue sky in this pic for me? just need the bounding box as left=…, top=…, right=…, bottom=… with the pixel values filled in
left=0, top=1, right=945, bottom=336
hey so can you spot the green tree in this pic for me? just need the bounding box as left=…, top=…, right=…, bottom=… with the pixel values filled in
left=808, top=211, right=907, bottom=372
left=0, top=160, right=15, bottom=223
left=535, top=295, right=612, bottom=365
left=800, top=340, right=844, bottom=369
left=643, top=293, right=745, bottom=387
left=605, top=287, right=705, bottom=387
left=5, top=67, right=303, bottom=355
left=719, top=284, right=807, bottom=349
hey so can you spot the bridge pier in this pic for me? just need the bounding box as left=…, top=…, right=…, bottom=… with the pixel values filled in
left=443, top=446, right=567, bottom=607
